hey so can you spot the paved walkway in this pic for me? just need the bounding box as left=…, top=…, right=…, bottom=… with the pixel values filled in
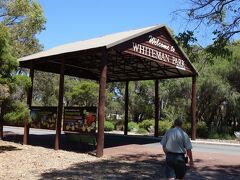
left=103, top=143, right=240, bottom=179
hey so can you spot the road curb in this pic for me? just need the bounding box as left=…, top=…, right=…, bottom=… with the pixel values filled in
left=191, top=140, right=240, bottom=147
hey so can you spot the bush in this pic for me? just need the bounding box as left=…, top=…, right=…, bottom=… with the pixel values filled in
left=136, top=128, right=148, bottom=134
left=222, top=134, right=234, bottom=140
left=3, top=101, right=31, bottom=124
left=208, top=131, right=234, bottom=140
left=208, top=131, right=220, bottom=139
left=197, top=121, right=208, bottom=138
left=139, top=119, right=154, bottom=131
left=158, top=120, right=172, bottom=135
left=182, top=122, right=191, bottom=135
left=105, top=118, right=117, bottom=130
left=128, top=121, right=139, bottom=132
left=104, top=121, right=114, bottom=131
left=182, top=121, right=209, bottom=138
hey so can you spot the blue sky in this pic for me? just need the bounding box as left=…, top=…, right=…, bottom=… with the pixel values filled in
left=37, top=0, right=213, bottom=50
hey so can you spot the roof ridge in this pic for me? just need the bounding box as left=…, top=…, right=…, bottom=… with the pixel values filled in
left=19, top=24, right=163, bottom=61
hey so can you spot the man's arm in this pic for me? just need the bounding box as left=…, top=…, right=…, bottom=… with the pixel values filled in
left=162, top=146, right=167, bottom=155
left=160, top=132, right=168, bottom=155
left=186, top=149, right=194, bottom=167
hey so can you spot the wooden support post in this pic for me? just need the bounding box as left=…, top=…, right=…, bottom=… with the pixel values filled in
left=55, top=59, right=65, bottom=150
left=23, top=61, right=34, bottom=144
left=124, top=81, right=129, bottom=135
left=154, top=80, right=159, bottom=137
left=96, top=49, right=107, bottom=157
left=191, top=76, right=197, bottom=140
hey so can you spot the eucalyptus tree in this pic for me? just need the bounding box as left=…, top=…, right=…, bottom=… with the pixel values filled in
left=0, top=0, right=46, bottom=128
left=175, top=0, right=240, bottom=57
left=0, top=0, right=46, bottom=57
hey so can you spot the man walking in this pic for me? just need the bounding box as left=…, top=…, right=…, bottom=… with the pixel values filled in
left=161, top=117, right=194, bottom=180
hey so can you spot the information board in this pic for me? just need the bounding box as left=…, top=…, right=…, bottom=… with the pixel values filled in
left=30, top=107, right=57, bottom=130
left=63, top=107, right=97, bottom=134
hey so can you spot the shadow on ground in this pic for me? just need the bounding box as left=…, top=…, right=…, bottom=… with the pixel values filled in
left=0, top=145, right=22, bottom=153
left=3, top=132, right=160, bottom=153
left=193, top=164, right=240, bottom=180
left=40, top=153, right=165, bottom=180
left=39, top=154, right=240, bottom=180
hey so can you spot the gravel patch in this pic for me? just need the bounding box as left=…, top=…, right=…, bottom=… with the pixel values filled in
left=0, top=140, right=100, bottom=180
left=0, top=140, right=165, bottom=180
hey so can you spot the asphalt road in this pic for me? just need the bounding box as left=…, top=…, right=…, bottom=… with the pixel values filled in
left=3, top=126, right=56, bottom=135
left=192, top=143, right=240, bottom=156
left=3, top=126, right=240, bottom=156
left=144, top=142, right=240, bottom=156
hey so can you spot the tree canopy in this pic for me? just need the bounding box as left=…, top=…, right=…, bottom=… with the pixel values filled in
left=0, top=24, right=17, bottom=101
left=0, top=0, right=46, bottom=57
left=175, top=0, right=240, bottom=57
left=0, top=0, right=45, bottom=125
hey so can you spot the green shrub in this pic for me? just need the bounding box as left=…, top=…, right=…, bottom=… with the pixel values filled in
left=104, top=121, right=114, bottom=131
left=3, top=101, right=31, bottom=124
left=128, top=121, right=139, bottom=132
left=105, top=118, right=114, bottom=123
left=105, top=118, right=117, bottom=130
left=208, top=131, right=220, bottom=139
left=208, top=132, right=234, bottom=140
left=182, top=122, right=191, bottom=135
left=158, top=120, right=172, bottom=135
left=136, top=128, right=148, bottom=134
left=197, top=121, right=208, bottom=138
left=221, top=134, right=234, bottom=140
left=139, top=119, right=154, bottom=131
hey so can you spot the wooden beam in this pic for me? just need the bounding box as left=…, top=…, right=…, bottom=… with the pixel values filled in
left=154, top=80, right=159, bottom=137
left=23, top=61, right=34, bottom=145
left=96, top=49, right=108, bottom=157
left=191, top=76, right=197, bottom=140
left=108, top=74, right=194, bottom=83
left=124, top=81, right=129, bottom=135
left=49, top=60, right=100, bottom=80
left=55, top=59, right=65, bottom=150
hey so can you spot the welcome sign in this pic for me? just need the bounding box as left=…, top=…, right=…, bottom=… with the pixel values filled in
left=122, top=28, right=190, bottom=71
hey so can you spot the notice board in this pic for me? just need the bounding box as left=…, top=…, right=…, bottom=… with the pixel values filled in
left=63, top=107, right=97, bottom=134
left=30, top=107, right=57, bottom=130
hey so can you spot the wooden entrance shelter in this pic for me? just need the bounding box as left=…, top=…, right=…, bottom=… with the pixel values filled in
left=18, top=24, right=198, bottom=157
